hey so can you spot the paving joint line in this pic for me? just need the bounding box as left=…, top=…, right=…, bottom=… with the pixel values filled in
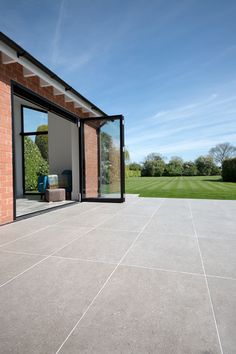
left=55, top=198, right=166, bottom=354
left=188, top=200, right=224, bottom=354
left=0, top=204, right=103, bottom=248
left=2, top=248, right=236, bottom=282
left=0, top=203, right=133, bottom=289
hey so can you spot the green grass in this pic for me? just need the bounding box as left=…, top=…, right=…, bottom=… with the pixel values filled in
left=125, top=176, right=236, bottom=200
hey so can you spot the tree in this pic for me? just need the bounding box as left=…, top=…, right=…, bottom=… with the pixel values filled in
left=166, top=156, right=183, bottom=176
left=124, top=148, right=130, bottom=163
left=145, top=153, right=165, bottom=162
left=183, top=161, right=198, bottom=176
left=222, top=158, right=236, bottom=182
left=141, top=153, right=166, bottom=176
left=35, top=125, right=48, bottom=161
left=128, top=162, right=141, bottom=171
left=195, top=155, right=216, bottom=176
left=209, top=143, right=236, bottom=166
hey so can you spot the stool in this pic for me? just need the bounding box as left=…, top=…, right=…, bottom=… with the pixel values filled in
left=45, top=188, right=65, bottom=202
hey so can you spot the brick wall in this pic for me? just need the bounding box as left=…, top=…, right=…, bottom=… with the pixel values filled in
left=0, top=55, right=93, bottom=225
left=0, top=73, right=13, bottom=224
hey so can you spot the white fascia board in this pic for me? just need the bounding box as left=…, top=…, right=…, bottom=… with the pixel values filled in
left=0, top=41, right=99, bottom=116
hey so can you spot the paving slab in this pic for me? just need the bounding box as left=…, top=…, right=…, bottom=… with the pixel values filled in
left=0, top=257, right=114, bottom=354
left=122, top=232, right=203, bottom=274
left=59, top=266, right=221, bottom=354
left=56, top=228, right=139, bottom=263
left=101, top=214, right=150, bottom=232
left=1, top=225, right=90, bottom=256
left=0, top=251, right=44, bottom=286
left=145, top=214, right=195, bottom=236
left=0, top=197, right=236, bottom=354
left=199, top=237, right=236, bottom=278
left=208, top=277, right=236, bottom=354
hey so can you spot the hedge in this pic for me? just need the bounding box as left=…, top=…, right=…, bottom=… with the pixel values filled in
left=24, top=136, right=49, bottom=191
left=125, top=169, right=141, bottom=177
left=222, top=158, right=236, bottom=182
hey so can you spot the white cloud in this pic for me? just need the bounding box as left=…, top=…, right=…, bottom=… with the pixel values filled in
left=51, top=0, right=66, bottom=65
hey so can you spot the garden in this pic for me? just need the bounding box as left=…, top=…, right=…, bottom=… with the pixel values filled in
left=125, top=143, right=236, bottom=200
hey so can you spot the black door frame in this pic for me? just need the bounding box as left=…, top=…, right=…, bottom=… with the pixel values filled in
left=11, top=81, right=79, bottom=220
left=80, top=115, right=125, bottom=203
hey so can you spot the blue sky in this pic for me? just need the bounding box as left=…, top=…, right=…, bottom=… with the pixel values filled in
left=1, top=0, right=236, bottom=162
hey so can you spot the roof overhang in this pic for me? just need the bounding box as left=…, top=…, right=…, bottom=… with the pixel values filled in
left=0, top=32, right=106, bottom=117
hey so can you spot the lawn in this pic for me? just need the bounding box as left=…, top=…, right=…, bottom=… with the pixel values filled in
left=125, top=175, right=236, bottom=200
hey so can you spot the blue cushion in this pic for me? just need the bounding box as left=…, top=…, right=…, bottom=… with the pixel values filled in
left=38, top=175, right=48, bottom=193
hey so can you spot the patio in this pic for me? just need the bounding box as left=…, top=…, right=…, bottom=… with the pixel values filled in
left=0, top=196, right=235, bottom=354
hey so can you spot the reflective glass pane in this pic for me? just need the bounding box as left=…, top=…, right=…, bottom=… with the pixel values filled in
left=23, top=107, right=48, bottom=133
left=83, top=118, right=122, bottom=199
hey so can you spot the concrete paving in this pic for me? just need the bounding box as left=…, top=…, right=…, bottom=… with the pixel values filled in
left=16, top=196, right=74, bottom=217
left=0, top=196, right=235, bottom=354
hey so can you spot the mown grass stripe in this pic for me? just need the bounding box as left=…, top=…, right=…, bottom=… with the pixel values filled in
left=125, top=176, right=236, bottom=200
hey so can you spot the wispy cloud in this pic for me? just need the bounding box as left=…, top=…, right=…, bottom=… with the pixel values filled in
left=51, top=0, right=65, bottom=65
left=127, top=94, right=236, bottom=135
left=127, top=118, right=236, bottom=146
left=126, top=91, right=236, bottom=161
left=130, top=132, right=236, bottom=162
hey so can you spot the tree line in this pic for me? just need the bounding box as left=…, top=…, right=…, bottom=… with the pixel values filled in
left=126, top=142, right=236, bottom=177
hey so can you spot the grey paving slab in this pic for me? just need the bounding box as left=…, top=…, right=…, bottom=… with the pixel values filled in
left=94, top=203, right=127, bottom=214
left=1, top=225, right=90, bottom=256
left=0, top=208, right=78, bottom=247
left=59, top=212, right=111, bottom=228
left=208, top=277, right=236, bottom=354
left=122, top=233, right=203, bottom=274
left=54, top=202, right=102, bottom=217
left=0, top=220, right=46, bottom=246
left=193, top=215, right=236, bottom=240
left=0, top=251, right=44, bottom=286
left=145, top=214, right=195, bottom=236
left=16, top=198, right=74, bottom=217
left=190, top=199, right=236, bottom=222
left=116, top=204, right=157, bottom=216
left=134, top=197, right=164, bottom=206
left=0, top=257, right=114, bottom=354
left=199, top=237, right=236, bottom=278
left=56, top=228, right=139, bottom=263
left=1, top=197, right=236, bottom=354
left=59, top=266, right=221, bottom=354
left=101, top=214, right=150, bottom=232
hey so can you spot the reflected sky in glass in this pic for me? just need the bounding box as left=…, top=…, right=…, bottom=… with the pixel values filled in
left=101, top=120, right=120, bottom=148
left=23, top=107, right=48, bottom=132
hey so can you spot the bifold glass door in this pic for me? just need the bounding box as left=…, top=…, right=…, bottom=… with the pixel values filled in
left=80, top=115, right=125, bottom=202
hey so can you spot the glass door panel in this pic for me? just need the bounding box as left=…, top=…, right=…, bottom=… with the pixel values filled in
left=81, top=115, right=124, bottom=202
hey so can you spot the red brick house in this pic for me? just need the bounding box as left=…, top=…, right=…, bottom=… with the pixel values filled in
left=0, top=32, right=125, bottom=225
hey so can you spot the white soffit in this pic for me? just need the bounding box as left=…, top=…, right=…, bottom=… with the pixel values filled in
left=39, top=78, right=51, bottom=87
left=23, top=67, right=36, bottom=77
left=0, top=41, right=98, bottom=116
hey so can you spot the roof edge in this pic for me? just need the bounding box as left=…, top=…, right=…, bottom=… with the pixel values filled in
left=0, top=31, right=107, bottom=116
